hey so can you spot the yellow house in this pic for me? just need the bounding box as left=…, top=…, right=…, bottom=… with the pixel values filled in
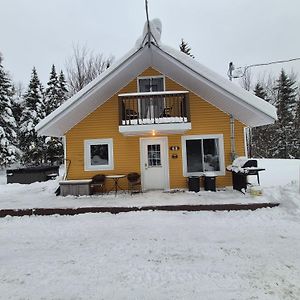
left=36, top=19, right=277, bottom=193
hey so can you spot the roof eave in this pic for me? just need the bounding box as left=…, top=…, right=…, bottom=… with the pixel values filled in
left=151, top=44, right=277, bottom=127
left=36, top=46, right=151, bottom=137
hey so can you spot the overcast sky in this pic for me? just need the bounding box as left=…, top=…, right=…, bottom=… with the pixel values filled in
left=1, top=0, right=300, bottom=88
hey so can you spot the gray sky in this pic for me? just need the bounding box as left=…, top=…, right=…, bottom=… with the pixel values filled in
left=1, top=0, right=300, bottom=88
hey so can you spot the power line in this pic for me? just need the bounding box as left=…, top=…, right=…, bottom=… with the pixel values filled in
left=228, top=57, right=300, bottom=79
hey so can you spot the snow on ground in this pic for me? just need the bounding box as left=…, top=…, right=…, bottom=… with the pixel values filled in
left=0, top=159, right=300, bottom=299
left=1, top=208, right=300, bottom=299
left=0, top=177, right=287, bottom=210
left=1, top=159, right=300, bottom=210
left=255, top=158, right=300, bottom=187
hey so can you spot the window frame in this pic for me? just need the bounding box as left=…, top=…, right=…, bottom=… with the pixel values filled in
left=181, top=134, right=225, bottom=177
left=137, top=75, right=165, bottom=92
left=84, top=138, right=114, bottom=171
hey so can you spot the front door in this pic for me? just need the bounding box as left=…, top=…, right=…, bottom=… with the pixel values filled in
left=140, top=137, right=169, bottom=191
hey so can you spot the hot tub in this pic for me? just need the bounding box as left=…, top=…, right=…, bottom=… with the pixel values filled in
left=6, top=166, right=59, bottom=184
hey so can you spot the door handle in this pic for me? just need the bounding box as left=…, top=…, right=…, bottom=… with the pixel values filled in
left=145, top=163, right=148, bottom=169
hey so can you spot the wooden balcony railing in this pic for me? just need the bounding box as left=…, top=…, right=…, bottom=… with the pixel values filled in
left=118, top=91, right=190, bottom=126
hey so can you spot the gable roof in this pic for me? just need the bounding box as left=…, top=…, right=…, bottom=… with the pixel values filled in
left=36, top=20, right=277, bottom=137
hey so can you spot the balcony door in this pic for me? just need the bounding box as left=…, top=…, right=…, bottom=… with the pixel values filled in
left=140, top=137, right=169, bottom=191
left=138, top=76, right=164, bottom=119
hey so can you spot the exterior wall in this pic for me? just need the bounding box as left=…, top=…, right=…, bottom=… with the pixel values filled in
left=65, top=67, right=246, bottom=189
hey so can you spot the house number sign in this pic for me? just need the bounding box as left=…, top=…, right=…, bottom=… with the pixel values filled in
left=170, top=146, right=180, bottom=151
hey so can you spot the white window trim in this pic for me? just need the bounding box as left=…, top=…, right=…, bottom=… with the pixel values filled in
left=181, top=134, right=225, bottom=177
left=137, top=75, right=165, bottom=92
left=84, top=138, right=114, bottom=171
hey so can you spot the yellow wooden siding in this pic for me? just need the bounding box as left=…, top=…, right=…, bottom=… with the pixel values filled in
left=65, top=67, right=245, bottom=189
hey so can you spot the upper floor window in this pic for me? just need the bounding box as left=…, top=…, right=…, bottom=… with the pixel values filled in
left=138, top=76, right=164, bottom=92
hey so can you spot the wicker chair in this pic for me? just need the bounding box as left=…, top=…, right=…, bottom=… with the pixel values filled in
left=127, top=172, right=142, bottom=195
left=91, top=174, right=106, bottom=194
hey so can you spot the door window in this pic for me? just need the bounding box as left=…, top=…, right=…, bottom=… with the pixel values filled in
left=147, top=144, right=161, bottom=167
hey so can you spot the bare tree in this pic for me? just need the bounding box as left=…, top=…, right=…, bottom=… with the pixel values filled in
left=66, top=44, right=114, bottom=95
left=239, top=68, right=252, bottom=91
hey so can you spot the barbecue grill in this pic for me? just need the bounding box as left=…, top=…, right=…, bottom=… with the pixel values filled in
left=227, top=158, right=265, bottom=193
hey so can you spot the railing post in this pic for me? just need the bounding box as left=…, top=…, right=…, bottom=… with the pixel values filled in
left=118, top=96, right=123, bottom=125
left=185, top=93, right=191, bottom=122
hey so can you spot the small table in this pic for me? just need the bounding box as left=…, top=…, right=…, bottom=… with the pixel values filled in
left=106, top=175, right=126, bottom=196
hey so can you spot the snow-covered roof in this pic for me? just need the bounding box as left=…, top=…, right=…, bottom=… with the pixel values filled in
left=36, top=19, right=277, bottom=137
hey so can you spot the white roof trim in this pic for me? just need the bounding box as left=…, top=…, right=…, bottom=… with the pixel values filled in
left=151, top=44, right=277, bottom=126
left=36, top=46, right=151, bottom=137
left=36, top=26, right=277, bottom=137
left=118, top=90, right=188, bottom=97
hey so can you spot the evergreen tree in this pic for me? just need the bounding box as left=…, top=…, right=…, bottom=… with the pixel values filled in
left=0, top=54, right=18, bottom=167
left=179, top=39, right=194, bottom=58
left=11, top=83, right=24, bottom=126
left=274, top=70, right=298, bottom=158
left=43, top=66, right=68, bottom=165
left=251, top=83, right=276, bottom=157
left=44, top=64, right=60, bottom=116
left=58, top=70, right=68, bottom=102
left=294, top=94, right=300, bottom=158
left=19, top=67, right=45, bottom=165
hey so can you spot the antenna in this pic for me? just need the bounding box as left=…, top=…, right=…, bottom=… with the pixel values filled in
left=145, top=0, right=151, bottom=47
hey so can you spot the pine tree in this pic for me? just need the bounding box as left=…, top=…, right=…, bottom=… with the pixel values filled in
left=251, top=83, right=276, bottom=157
left=179, top=39, right=194, bottom=58
left=0, top=54, right=18, bottom=167
left=58, top=70, right=68, bottom=103
left=294, top=94, right=300, bottom=158
left=11, top=83, right=24, bottom=126
left=19, top=67, right=45, bottom=165
left=274, top=70, right=298, bottom=158
left=44, top=64, right=60, bottom=116
left=43, top=66, right=68, bottom=165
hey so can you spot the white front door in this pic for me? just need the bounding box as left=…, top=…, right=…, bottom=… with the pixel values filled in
left=140, top=137, right=169, bottom=191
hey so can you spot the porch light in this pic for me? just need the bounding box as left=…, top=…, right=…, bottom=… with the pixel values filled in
left=152, top=130, right=156, bottom=136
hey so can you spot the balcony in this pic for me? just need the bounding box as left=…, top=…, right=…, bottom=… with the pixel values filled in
left=118, top=91, right=191, bottom=136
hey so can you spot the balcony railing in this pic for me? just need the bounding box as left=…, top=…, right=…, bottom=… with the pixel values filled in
left=118, top=91, right=190, bottom=126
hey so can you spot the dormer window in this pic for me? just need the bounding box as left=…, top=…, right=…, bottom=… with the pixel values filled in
left=138, top=76, right=164, bottom=93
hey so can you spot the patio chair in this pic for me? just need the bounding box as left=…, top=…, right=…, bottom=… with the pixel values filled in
left=91, top=174, right=106, bottom=195
left=127, top=172, right=142, bottom=195
left=160, top=107, right=172, bottom=118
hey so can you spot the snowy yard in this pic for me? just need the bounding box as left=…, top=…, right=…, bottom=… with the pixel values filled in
left=1, top=159, right=300, bottom=299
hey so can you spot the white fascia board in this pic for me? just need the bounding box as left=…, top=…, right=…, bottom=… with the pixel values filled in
left=118, top=90, right=189, bottom=97
left=36, top=46, right=152, bottom=137
left=152, top=45, right=277, bottom=127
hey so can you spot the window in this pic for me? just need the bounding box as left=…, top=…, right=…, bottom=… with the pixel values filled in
left=84, top=139, right=114, bottom=171
left=147, top=144, right=161, bottom=167
left=182, top=135, right=225, bottom=176
left=138, top=76, right=164, bottom=93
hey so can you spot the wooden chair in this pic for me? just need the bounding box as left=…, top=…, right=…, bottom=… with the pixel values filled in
left=91, top=174, right=106, bottom=195
left=127, top=172, right=142, bottom=195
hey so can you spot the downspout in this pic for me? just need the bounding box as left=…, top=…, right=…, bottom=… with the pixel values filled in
left=228, top=62, right=236, bottom=161
left=230, top=114, right=236, bottom=161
